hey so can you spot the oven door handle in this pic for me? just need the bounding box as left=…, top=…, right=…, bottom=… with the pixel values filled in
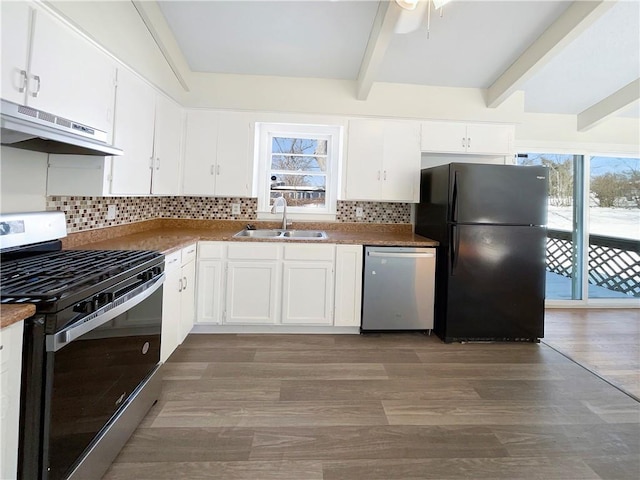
left=47, top=273, right=165, bottom=352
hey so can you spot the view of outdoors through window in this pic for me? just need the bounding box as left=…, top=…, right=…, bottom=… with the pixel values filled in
left=517, top=154, right=639, bottom=300
left=588, top=156, right=640, bottom=299
left=269, top=136, right=328, bottom=209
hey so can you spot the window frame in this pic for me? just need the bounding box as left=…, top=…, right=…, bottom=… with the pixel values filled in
left=255, top=122, right=342, bottom=220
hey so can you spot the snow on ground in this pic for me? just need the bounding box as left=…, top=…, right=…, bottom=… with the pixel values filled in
left=548, top=206, right=640, bottom=240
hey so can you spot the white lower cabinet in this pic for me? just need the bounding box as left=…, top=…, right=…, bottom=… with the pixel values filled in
left=226, top=260, right=279, bottom=324
left=161, top=243, right=196, bottom=362
left=161, top=251, right=181, bottom=362
left=334, top=245, right=363, bottom=327
left=196, top=242, right=225, bottom=325
left=179, top=246, right=197, bottom=342
left=224, top=243, right=280, bottom=324
left=195, top=241, right=362, bottom=329
left=282, top=244, right=335, bottom=325
left=0, top=321, right=24, bottom=480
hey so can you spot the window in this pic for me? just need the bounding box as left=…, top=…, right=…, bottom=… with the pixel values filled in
left=256, top=123, right=342, bottom=218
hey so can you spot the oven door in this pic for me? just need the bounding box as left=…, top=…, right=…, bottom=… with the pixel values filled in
left=42, top=274, right=163, bottom=480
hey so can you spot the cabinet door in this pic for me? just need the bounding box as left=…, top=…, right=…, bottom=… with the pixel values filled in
left=282, top=261, right=334, bottom=325
left=196, top=260, right=224, bottom=324
left=225, top=261, right=278, bottom=324
left=110, top=68, right=155, bottom=194
left=420, top=121, right=467, bottom=153
left=0, top=321, right=24, bottom=480
left=465, top=123, right=514, bottom=155
left=381, top=121, right=421, bottom=202
left=28, top=8, right=116, bottom=133
left=345, top=120, right=384, bottom=201
left=183, top=110, right=218, bottom=195
left=179, top=259, right=196, bottom=342
left=1, top=1, right=31, bottom=105
left=215, top=111, right=253, bottom=197
left=151, top=94, right=183, bottom=195
left=161, top=258, right=182, bottom=362
left=334, top=245, right=363, bottom=327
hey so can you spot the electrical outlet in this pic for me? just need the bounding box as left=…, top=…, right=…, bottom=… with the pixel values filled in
left=107, top=205, right=117, bottom=220
left=231, top=203, right=241, bottom=215
left=355, top=207, right=364, bottom=218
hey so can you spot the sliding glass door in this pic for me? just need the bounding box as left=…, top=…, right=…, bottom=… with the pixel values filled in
left=518, top=153, right=639, bottom=304
left=588, top=156, right=640, bottom=299
left=518, top=153, right=583, bottom=300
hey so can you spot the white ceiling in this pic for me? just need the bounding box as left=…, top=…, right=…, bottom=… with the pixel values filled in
left=157, top=0, right=640, bottom=119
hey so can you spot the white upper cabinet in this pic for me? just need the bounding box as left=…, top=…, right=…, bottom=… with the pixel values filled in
left=1, top=1, right=31, bottom=105
left=183, top=110, right=254, bottom=197
left=421, top=121, right=515, bottom=155
left=151, top=94, right=183, bottom=195
left=345, top=119, right=421, bottom=202
left=110, top=67, right=155, bottom=195
left=1, top=2, right=116, bottom=134
left=47, top=86, right=184, bottom=196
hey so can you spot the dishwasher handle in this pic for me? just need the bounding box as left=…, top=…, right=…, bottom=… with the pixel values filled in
left=367, top=251, right=435, bottom=259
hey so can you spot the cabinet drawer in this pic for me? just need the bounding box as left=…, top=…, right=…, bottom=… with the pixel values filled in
left=181, top=243, right=197, bottom=264
left=284, top=244, right=335, bottom=261
left=198, top=242, right=225, bottom=259
left=227, top=242, right=280, bottom=260
left=165, top=251, right=181, bottom=271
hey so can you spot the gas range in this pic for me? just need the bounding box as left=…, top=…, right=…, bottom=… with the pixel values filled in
left=1, top=248, right=164, bottom=328
left=1, top=211, right=165, bottom=480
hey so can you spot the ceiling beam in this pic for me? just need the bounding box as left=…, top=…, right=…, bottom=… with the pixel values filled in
left=132, top=0, right=191, bottom=92
left=356, top=1, right=403, bottom=101
left=486, top=0, right=615, bottom=109
left=577, top=78, right=640, bottom=131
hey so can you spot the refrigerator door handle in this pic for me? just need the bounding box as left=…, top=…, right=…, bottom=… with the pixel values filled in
left=451, top=225, right=460, bottom=274
left=452, top=170, right=459, bottom=222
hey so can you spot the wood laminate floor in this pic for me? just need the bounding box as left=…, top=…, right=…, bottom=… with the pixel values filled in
left=544, top=309, right=640, bottom=399
left=103, top=332, right=640, bottom=480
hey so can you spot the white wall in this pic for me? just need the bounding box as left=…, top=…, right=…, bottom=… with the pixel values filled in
left=516, top=113, right=640, bottom=154
left=0, top=147, right=48, bottom=213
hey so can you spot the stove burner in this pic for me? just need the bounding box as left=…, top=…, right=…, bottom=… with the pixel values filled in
left=1, top=249, right=162, bottom=309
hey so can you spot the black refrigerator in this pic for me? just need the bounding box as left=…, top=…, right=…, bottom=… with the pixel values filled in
left=415, top=163, right=548, bottom=343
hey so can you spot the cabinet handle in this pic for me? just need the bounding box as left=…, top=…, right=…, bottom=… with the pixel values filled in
left=383, top=170, right=387, bottom=181
left=19, top=70, right=27, bottom=93
left=210, top=165, right=215, bottom=175
left=31, top=75, right=41, bottom=98
left=461, top=137, right=465, bottom=148
left=216, top=165, right=220, bottom=175
left=377, top=171, right=380, bottom=181
left=156, top=158, right=160, bottom=170
left=183, top=276, right=187, bottom=290
left=178, top=278, right=183, bottom=292
left=467, top=137, right=471, bottom=148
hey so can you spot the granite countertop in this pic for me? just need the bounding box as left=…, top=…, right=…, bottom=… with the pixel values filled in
left=69, top=221, right=438, bottom=254
left=1, top=304, right=36, bottom=329
left=1, top=220, right=437, bottom=329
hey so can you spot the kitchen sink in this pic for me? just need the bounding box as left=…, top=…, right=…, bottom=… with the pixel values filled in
left=281, top=230, right=327, bottom=238
left=233, top=229, right=283, bottom=238
left=233, top=229, right=328, bottom=240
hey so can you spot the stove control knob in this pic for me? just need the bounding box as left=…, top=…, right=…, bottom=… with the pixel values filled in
left=73, top=301, right=93, bottom=314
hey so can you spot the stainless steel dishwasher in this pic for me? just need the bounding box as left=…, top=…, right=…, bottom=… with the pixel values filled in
left=361, top=246, right=436, bottom=332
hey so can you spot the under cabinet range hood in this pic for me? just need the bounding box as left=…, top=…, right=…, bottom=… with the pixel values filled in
left=0, top=99, right=123, bottom=156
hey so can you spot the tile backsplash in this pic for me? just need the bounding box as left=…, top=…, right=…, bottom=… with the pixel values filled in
left=46, top=196, right=411, bottom=233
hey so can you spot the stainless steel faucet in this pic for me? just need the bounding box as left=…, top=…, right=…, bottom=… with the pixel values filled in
left=271, top=195, right=288, bottom=230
